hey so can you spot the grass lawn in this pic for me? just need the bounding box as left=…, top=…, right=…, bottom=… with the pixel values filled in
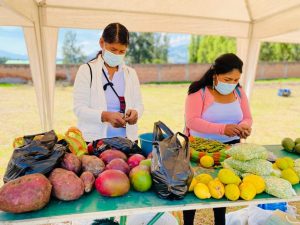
left=0, top=80, right=300, bottom=224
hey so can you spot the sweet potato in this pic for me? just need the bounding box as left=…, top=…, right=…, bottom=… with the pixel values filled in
left=61, top=153, right=81, bottom=174
left=80, top=171, right=95, bottom=193
left=49, top=168, right=84, bottom=201
left=81, top=155, right=105, bottom=177
left=0, top=173, right=52, bottom=213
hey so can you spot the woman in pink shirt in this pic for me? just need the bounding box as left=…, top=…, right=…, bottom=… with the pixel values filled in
left=184, top=53, right=252, bottom=225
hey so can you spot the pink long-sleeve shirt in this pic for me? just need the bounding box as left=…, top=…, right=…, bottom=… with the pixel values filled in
left=185, top=86, right=252, bottom=135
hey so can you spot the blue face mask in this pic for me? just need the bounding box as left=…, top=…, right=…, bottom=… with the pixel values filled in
left=215, top=78, right=237, bottom=95
left=103, top=48, right=125, bottom=67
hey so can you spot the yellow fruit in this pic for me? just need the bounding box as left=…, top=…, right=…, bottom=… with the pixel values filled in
left=33, top=135, right=44, bottom=141
left=200, top=156, right=214, bottom=168
left=218, top=169, right=241, bottom=185
left=275, top=158, right=289, bottom=170
left=243, top=174, right=265, bottom=194
left=195, top=173, right=213, bottom=185
left=208, top=179, right=225, bottom=199
left=225, top=184, right=240, bottom=201
left=283, top=157, right=294, bottom=168
left=194, top=183, right=211, bottom=199
left=56, top=133, right=65, bottom=141
left=272, top=163, right=279, bottom=169
left=239, top=182, right=256, bottom=201
left=188, top=178, right=198, bottom=192
left=281, top=168, right=299, bottom=185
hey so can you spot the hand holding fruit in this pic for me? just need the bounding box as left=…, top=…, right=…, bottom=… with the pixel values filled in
left=101, top=111, right=126, bottom=128
left=125, top=109, right=138, bottom=125
left=224, top=124, right=243, bottom=137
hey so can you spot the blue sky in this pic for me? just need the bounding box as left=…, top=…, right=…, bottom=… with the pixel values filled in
left=0, top=26, right=190, bottom=62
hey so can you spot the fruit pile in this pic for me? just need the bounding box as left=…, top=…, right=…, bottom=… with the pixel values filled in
left=189, top=169, right=265, bottom=201
left=0, top=128, right=153, bottom=214
left=189, top=136, right=229, bottom=165
left=282, top=137, right=300, bottom=154
left=221, top=143, right=297, bottom=199
left=273, top=157, right=300, bottom=185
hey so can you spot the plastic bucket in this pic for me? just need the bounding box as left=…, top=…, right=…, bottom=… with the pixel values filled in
left=139, top=133, right=168, bottom=156
left=139, top=133, right=154, bottom=156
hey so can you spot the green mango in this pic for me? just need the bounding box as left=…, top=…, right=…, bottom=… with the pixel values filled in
left=282, top=137, right=295, bottom=152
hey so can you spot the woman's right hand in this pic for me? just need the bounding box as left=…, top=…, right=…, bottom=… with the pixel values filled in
left=101, top=111, right=126, bottom=128
left=224, top=124, right=243, bottom=137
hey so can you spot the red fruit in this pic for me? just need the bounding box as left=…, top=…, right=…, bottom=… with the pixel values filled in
left=87, top=143, right=94, bottom=155
left=105, top=158, right=130, bottom=175
left=99, top=149, right=127, bottom=164
left=127, top=154, right=145, bottom=168
left=95, top=170, right=130, bottom=197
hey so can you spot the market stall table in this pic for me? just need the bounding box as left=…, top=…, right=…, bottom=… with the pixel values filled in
left=1, top=145, right=300, bottom=225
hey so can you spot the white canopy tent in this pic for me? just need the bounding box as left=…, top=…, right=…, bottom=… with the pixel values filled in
left=1, top=0, right=300, bottom=131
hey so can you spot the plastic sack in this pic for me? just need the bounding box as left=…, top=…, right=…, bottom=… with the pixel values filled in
left=263, top=176, right=296, bottom=199
left=295, top=159, right=300, bottom=167
left=248, top=205, right=273, bottom=225
left=151, top=121, right=193, bottom=200
left=88, top=137, right=143, bottom=157
left=226, top=207, right=249, bottom=225
left=226, top=143, right=268, bottom=161
left=226, top=205, right=273, bottom=225
left=4, top=130, right=66, bottom=183
left=223, top=158, right=273, bottom=176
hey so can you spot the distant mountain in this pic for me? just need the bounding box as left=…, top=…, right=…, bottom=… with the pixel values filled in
left=0, top=50, right=28, bottom=60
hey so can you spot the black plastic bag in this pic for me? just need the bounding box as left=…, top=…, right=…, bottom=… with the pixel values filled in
left=4, top=130, right=66, bottom=183
left=151, top=121, right=193, bottom=200
left=88, top=137, right=143, bottom=156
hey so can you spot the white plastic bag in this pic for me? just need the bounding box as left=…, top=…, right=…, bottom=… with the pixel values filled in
left=248, top=205, right=272, bottom=225
left=226, top=207, right=249, bottom=225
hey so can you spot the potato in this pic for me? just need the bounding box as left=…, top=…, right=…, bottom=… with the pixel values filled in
left=49, top=168, right=84, bottom=201
left=80, top=171, right=95, bottom=193
left=81, top=155, right=105, bottom=177
left=61, top=153, right=81, bottom=174
left=0, top=173, right=52, bottom=213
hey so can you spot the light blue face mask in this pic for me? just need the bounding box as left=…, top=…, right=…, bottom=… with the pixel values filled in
left=215, top=78, right=237, bottom=95
left=103, top=49, right=125, bottom=67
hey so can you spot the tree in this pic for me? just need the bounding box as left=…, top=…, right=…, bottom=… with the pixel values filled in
left=0, top=57, right=8, bottom=64
left=196, top=36, right=236, bottom=63
left=153, top=34, right=169, bottom=64
left=188, top=35, right=201, bottom=63
left=127, top=32, right=169, bottom=64
left=259, top=42, right=300, bottom=62
left=62, top=31, right=86, bottom=64
left=127, top=32, right=154, bottom=64
left=188, top=35, right=236, bottom=63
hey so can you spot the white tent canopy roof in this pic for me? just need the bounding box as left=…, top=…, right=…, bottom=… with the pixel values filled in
left=1, top=0, right=300, bottom=130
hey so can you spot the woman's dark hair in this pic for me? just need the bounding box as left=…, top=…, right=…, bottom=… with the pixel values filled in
left=91, top=23, right=129, bottom=61
left=188, top=53, right=243, bottom=95
left=102, top=22, right=129, bottom=45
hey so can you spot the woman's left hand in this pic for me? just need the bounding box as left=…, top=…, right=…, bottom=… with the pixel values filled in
left=125, top=109, right=138, bottom=125
left=238, top=124, right=252, bottom=139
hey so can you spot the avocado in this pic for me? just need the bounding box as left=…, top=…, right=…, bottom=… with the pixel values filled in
left=282, top=137, right=295, bottom=152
